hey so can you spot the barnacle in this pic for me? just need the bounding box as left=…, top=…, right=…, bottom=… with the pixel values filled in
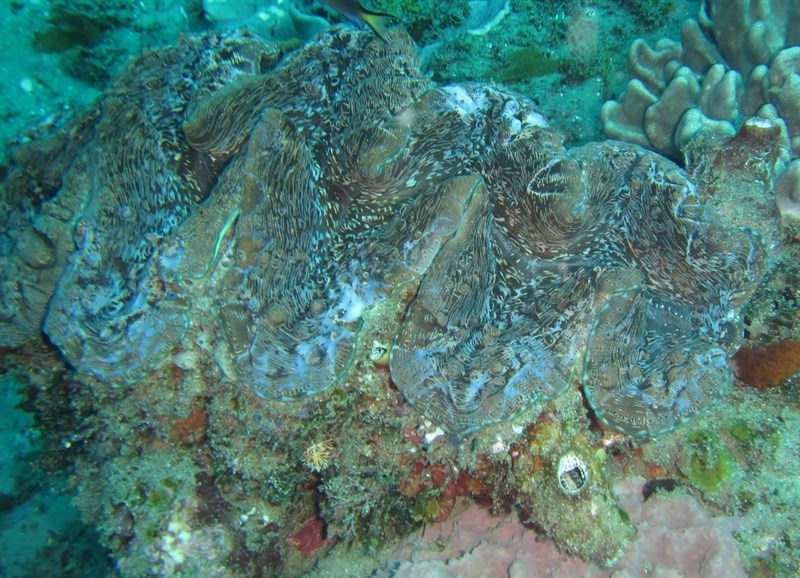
left=370, top=342, right=390, bottom=365
left=557, top=452, right=590, bottom=496
left=0, top=28, right=763, bottom=438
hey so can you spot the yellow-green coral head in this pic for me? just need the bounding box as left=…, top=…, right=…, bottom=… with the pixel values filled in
left=320, top=0, right=396, bottom=42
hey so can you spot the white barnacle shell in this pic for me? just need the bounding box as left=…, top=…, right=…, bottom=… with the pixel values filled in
left=557, top=451, right=589, bottom=496
left=370, top=341, right=389, bottom=365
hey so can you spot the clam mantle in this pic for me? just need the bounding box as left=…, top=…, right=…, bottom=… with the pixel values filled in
left=1, top=28, right=762, bottom=436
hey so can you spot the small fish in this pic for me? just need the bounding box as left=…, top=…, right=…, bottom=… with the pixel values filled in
left=320, top=0, right=396, bottom=42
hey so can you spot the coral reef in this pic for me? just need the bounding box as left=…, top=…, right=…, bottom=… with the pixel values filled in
left=637, top=383, right=800, bottom=576
left=736, top=251, right=800, bottom=350
left=1, top=26, right=763, bottom=438
left=4, top=15, right=798, bottom=578
left=200, top=0, right=329, bottom=42
left=679, top=429, right=734, bottom=494
left=601, top=0, right=800, bottom=224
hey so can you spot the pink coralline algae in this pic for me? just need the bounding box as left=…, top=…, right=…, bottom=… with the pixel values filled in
left=1, top=27, right=762, bottom=436
left=386, top=477, right=747, bottom=578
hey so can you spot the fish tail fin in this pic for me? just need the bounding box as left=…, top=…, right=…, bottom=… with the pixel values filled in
left=360, top=9, right=395, bottom=43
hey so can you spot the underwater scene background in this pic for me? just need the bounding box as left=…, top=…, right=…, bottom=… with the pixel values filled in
left=1, top=1, right=799, bottom=576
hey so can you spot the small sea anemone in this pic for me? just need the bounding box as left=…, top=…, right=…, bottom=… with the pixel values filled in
left=303, top=439, right=335, bottom=473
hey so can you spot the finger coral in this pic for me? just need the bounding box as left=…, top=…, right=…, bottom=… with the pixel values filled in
left=1, top=27, right=763, bottom=437
left=601, top=0, right=800, bottom=224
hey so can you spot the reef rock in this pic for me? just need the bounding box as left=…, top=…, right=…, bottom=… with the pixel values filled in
left=0, top=27, right=763, bottom=436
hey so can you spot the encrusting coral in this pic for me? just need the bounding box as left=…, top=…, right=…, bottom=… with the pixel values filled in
left=1, top=26, right=763, bottom=438
left=601, top=0, right=800, bottom=224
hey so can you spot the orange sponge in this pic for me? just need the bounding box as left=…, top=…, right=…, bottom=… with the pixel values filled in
left=732, top=340, right=800, bottom=391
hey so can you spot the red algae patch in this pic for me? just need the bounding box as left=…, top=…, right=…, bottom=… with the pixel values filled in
left=287, top=517, right=328, bottom=558
left=169, top=407, right=208, bottom=444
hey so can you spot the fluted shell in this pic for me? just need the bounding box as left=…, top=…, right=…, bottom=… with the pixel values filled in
left=1, top=28, right=763, bottom=437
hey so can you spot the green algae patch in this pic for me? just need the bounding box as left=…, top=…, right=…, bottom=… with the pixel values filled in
left=684, top=430, right=734, bottom=493
left=33, top=13, right=104, bottom=53
left=616, top=505, right=631, bottom=526
left=622, top=0, right=675, bottom=30
left=497, top=46, right=562, bottom=83
left=147, top=489, right=169, bottom=509
left=726, top=418, right=754, bottom=445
